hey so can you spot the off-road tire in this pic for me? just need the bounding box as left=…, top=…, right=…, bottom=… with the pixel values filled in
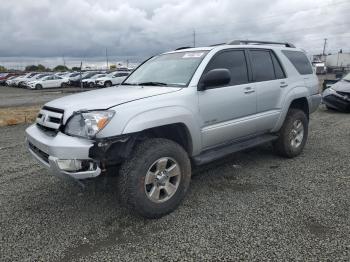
left=273, top=109, right=308, bottom=158
left=35, top=84, right=43, bottom=90
left=117, top=138, right=191, bottom=219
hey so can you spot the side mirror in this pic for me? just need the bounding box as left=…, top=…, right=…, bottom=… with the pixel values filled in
left=198, top=68, right=231, bottom=90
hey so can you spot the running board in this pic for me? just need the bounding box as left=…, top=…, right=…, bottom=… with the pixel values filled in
left=193, top=134, right=278, bottom=165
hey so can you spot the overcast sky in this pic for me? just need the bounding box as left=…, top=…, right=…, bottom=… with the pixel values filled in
left=0, top=0, right=349, bottom=64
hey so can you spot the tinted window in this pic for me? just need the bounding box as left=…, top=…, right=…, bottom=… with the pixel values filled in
left=204, top=50, right=248, bottom=86
left=282, top=50, right=313, bottom=75
left=271, top=52, right=286, bottom=79
left=250, top=50, right=275, bottom=82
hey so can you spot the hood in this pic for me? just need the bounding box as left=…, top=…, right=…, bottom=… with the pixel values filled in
left=331, top=80, right=350, bottom=93
left=45, top=85, right=182, bottom=117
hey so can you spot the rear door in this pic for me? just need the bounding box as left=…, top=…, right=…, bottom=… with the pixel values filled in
left=249, top=49, right=287, bottom=133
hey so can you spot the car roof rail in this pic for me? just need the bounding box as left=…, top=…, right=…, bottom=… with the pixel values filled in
left=227, top=40, right=295, bottom=48
left=175, top=46, right=193, bottom=51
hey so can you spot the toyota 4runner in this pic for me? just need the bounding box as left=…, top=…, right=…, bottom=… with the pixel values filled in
left=26, top=40, right=321, bottom=218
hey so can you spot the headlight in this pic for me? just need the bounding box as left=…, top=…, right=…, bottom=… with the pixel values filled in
left=64, top=110, right=115, bottom=138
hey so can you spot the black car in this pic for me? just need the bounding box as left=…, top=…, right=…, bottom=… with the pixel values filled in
left=322, top=72, right=350, bottom=112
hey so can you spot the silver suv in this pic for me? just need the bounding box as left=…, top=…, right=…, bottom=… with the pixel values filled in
left=26, top=40, right=321, bottom=218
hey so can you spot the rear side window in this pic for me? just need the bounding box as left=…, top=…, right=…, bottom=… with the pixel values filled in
left=204, top=50, right=248, bottom=85
left=250, top=50, right=275, bottom=82
left=271, top=52, right=286, bottom=79
left=282, top=50, right=313, bottom=75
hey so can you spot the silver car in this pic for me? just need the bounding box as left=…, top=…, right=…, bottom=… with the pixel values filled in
left=26, top=40, right=321, bottom=218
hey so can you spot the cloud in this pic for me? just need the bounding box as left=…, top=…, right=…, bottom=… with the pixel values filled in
left=0, top=0, right=349, bottom=60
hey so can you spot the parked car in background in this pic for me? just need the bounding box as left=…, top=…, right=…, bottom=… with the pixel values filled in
left=322, top=72, right=350, bottom=112
left=0, top=73, right=19, bottom=85
left=5, top=75, right=23, bottom=86
left=12, top=73, right=39, bottom=87
left=67, top=72, right=93, bottom=86
left=27, top=75, right=69, bottom=89
left=82, top=73, right=107, bottom=88
left=95, top=71, right=130, bottom=87
left=22, top=73, right=52, bottom=88
left=18, top=73, right=52, bottom=88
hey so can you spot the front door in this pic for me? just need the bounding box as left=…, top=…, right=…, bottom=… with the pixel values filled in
left=198, top=49, right=257, bottom=149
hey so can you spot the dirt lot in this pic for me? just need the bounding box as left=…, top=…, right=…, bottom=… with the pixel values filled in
left=0, top=86, right=89, bottom=108
left=0, top=106, right=349, bottom=261
left=0, top=86, right=94, bottom=126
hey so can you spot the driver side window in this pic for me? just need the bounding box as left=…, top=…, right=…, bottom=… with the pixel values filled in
left=204, top=50, right=249, bottom=86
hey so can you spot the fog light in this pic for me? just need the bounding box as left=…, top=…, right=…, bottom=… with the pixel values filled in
left=56, top=159, right=83, bottom=171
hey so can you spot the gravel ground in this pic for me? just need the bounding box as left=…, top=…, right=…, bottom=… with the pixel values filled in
left=0, top=106, right=349, bottom=261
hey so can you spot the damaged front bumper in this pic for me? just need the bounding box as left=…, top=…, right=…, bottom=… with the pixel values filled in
left=26, top=124, right=102, bottom=181
left=25, top=124, right=136, bottom=182
left=322, top=88, right=350, bottom=112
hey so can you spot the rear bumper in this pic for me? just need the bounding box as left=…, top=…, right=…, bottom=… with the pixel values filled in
left=25, top=124, right=101, bottom=180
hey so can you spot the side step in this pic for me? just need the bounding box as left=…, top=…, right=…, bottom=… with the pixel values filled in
left=193, top=134, right=278, bottom=165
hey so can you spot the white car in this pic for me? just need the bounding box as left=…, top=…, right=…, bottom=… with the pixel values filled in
left=95, top=71, right=130, bottom=87
left=27, top=75, right=69, bottom=89
left=82, top=73, right=107, bottom=88
left=12, top=73, right=38, bottom=87
left=21, top=73, right=51, bottom=88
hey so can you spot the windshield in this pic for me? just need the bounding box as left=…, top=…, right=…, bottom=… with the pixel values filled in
left=342, top=72, right=350, bottom=81
left=123, top=51, right=209, bottom=87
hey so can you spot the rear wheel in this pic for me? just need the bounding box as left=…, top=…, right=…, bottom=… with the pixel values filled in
left=273, top=109, right=308, bottom=158
left=118, top=138, right=191, bottom=219
left=35, top=84, right=43, bottom=90
left=61, top=82, right=68, bottom=88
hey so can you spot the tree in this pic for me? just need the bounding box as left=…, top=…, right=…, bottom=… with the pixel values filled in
left=71, top=66, right=81, bottom=71
left=25, top=64, right=48, bottom=72
left=0, top=65, right=7, bottom=72
left=53, top=65, right=69, bottom=71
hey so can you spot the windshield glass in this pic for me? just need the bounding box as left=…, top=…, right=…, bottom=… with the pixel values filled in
left=342, top=72, right=350, bottom=81
left=123, top=51, right=209, bottom=87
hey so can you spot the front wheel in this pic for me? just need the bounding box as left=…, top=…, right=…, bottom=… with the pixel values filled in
left=104, top=81, right=112, bottom=87
left=273, top=109, right=308, bottom=158
left=118, top=138, right=191, bottom=219
left=35, top=84, right=43, bottom=90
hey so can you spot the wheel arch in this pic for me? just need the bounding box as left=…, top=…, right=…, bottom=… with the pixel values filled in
left=272, top=86, right=310, bottom=132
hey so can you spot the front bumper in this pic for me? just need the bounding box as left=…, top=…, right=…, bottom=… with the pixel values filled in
left=322, top=88, right=350, bottom=112
left=25, top=124, right=101, bottom=180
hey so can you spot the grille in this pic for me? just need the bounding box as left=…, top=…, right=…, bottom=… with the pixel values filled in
left=28, top=142, right=49, bottom=164
left=36, top=106, right=64, bottom=134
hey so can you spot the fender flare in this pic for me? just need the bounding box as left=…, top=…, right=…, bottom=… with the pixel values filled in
left=272, top=86, right=309, bottom=132
left=122, top=106, right=201, bottom=156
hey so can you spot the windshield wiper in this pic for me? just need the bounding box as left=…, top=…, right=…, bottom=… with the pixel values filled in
left=137, top=82, right=168, bottom=86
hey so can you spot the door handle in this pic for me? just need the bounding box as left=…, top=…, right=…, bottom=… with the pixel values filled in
left=280, top=82, right=288, bottom=88
left=244, top=87, right=255, bottom=94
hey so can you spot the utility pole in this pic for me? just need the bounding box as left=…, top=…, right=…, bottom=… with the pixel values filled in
left=193, top=29, right=196, bottom=47
left=322, top=38, right=327, bottom=56
left=62, top=55, right=66, bottom=67
left=105, top=48, right=109, bottom=70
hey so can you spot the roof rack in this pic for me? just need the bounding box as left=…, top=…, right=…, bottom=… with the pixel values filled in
left=227, top=40, right=295, bottom=48
left=175, top=46, right=193, bottom=51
